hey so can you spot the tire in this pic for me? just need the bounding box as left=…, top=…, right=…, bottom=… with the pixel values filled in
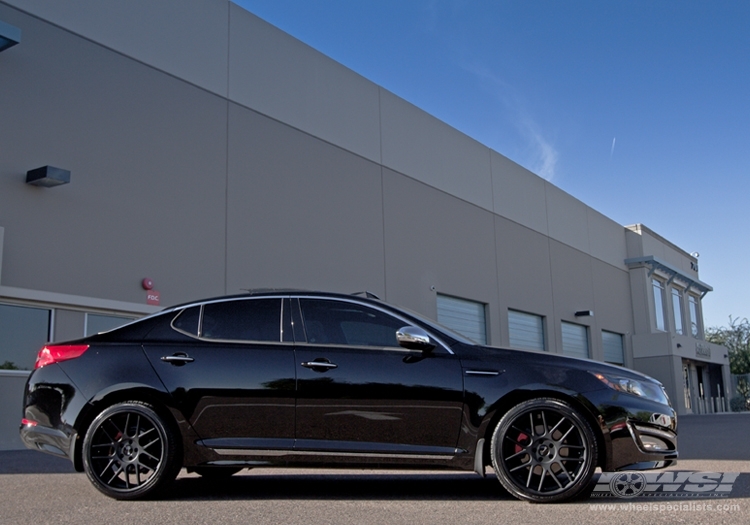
left=490, top=398, right=598, bottom=503
left=193, top=467, right=243, bottom=479
left=82, top=401, right=182, bottom=500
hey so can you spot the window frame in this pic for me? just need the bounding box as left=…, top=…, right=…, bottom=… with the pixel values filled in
left=688, top=294, right=702, bottom=338
left=0, top=302, right=53, bottom=371
left=299, top=297, right=416, bottom=350
left=85, top=313, right=137, bottom=337
left=171, top=297, right=286, bottom=344
left=652, top=278, right=667, bottom=332
left=296, top=296, right=454, bottom=354
left=670, top=287, right=685, bottom=335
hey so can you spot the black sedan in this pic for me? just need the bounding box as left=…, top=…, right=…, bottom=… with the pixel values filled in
left=20, top=291, right=677, bottom=502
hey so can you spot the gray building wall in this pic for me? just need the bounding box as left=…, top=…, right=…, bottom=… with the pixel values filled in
left=0, top=0, right=637, bottom=322
left=0, top=1, right=727, bottom=448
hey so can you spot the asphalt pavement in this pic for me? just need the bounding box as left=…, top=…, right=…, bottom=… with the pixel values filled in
left=0, top=413, right=748, bottom=525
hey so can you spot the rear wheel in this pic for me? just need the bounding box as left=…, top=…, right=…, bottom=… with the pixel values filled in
left=82, top=401, right=181, bottom=500
left=490, top=398, right=597, bottom=503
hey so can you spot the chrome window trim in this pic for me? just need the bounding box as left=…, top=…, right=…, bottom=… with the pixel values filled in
left=296, top=295, right=455, bottom=355
left=294, top=341, right=427, bottom=354
left=168, top=294, right=454, bottom=353
left=170, top=296, right=287, bottom=345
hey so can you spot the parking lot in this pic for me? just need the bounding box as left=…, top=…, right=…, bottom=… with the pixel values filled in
left=1, top=414, right=748, bottom=525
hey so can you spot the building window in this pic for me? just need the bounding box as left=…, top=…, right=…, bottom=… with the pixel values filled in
left=436, top=294, right=487, bottom=345
left=508, top=310, right=545, bottom=351
left=561, top=321, right=589, bottom=359
left=652, top=279, right=666, bottom=331
left=688, top=295, right=702, bottom=337
left=602, top=331, right=624, bottom=365
left=0, top=303, right=51, bottom=370
left=85, top=313, right=137, bottom=336
left=671, top=288, right=684, bottom=335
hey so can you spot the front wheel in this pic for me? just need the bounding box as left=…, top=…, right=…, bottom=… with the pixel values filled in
left=82, top=401, right=182, bottom=500
left=490, top=398, right=598, bottom=503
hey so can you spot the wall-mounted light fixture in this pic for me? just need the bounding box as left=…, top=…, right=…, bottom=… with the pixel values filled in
left=26, top=166, right=71, bottom=187
left=0, top=20, right=21, bottom=53
left=574, top=310, right=593, bottom=317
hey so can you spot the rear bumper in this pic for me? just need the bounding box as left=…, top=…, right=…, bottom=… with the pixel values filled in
left=20, top=421, right=77, bottom=461
left=19, top=364, right=83, bottom=466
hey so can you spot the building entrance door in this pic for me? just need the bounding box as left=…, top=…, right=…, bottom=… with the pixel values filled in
left=696, top=365, right=705, bottom=404
left=683, top=363, right=692, bottom=413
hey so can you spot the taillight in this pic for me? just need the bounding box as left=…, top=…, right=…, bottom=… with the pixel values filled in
left=34, top=344, right=89, bottom=369
left=21, top=419, right=37, bottom=427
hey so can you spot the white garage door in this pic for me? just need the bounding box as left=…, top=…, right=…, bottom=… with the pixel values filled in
left=561, top=321, right=589, bottom=359
left=437, top=294, right=487, bottom=345
left=508, top=310, right=545, bottom=351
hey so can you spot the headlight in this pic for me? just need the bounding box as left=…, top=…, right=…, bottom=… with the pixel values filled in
left=590, top=371, right=670, bottom=405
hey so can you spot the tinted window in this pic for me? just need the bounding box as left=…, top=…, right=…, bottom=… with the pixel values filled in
left=172, top=306, right=201, bottom=336
left=0, top=303, right=50, bottom=370
left=201, top=299, right=281, bottom=342
left=299, top=299, right=404, bottom=348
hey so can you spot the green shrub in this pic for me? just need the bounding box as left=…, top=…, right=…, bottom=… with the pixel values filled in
left=730, top=395, right=749, bottom=412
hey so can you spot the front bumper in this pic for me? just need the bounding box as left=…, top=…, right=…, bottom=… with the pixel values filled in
left=611, top=420, right=678, bottom=470
left=584, top=387, right=678, bottom=471
left=602, top=407, right=678, bottom=471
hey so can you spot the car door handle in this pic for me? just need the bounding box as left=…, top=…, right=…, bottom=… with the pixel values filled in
left=301, top=360, right=338, bottom=370
left=161, top=353, right=195, bottom=365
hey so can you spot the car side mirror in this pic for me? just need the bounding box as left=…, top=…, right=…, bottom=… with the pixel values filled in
left=396, top=326, right=435, bottom=352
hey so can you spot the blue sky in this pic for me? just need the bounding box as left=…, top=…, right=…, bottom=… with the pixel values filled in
left=233, top=0, right=750, bottom=329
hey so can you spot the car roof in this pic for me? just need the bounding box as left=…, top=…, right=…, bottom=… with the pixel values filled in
left=161, top=290, right=384, bottom=312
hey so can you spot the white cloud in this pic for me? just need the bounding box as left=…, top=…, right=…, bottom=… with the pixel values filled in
left=523, top=121, right=559, bottom=181
left=462, top=62, right=559, bottom=181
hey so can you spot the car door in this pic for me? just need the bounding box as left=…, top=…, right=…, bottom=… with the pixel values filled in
left=143, top=297, right=296, bottom=451
left=294, top=297, right=464, bottom=456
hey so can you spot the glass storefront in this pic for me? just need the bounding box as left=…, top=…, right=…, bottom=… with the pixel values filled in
left=0, top=304, right=51, bottom=371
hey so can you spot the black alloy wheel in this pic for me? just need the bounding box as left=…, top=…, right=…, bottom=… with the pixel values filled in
left=82, top=401, right=181, bottom=500
left=490, top=398, right=597, bottom=503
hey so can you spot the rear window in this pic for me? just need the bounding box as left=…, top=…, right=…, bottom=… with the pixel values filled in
left=200, top=299, right=281, bottom=342
left=172, top=306, right=200, bottom=336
